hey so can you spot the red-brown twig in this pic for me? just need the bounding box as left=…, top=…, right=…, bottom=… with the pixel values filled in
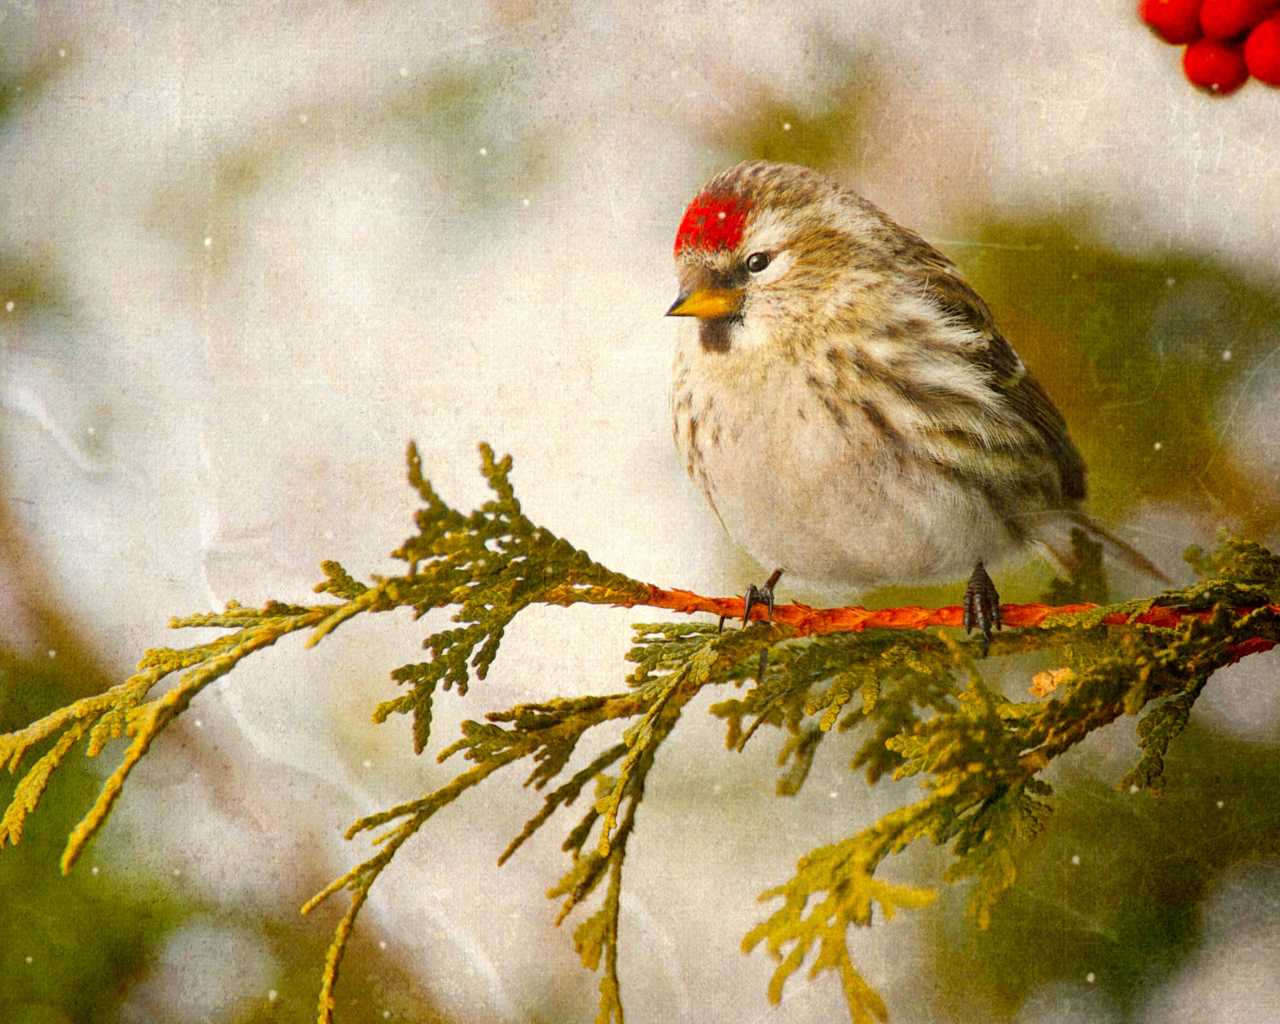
left=613, top=585, right=1280, bottom=664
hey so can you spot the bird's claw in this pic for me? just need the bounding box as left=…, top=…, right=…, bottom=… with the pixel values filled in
left=742, top=567, right=784, bottom=628
left=743, top=569, right=784, bottom=682
left=743, top=585, right=775, bottom=681
left=742, top=581, right=775, bottom=628
left=962, top=561, right=1002, bottom=657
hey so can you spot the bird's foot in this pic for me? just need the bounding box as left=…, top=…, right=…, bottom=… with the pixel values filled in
left=743, top=568, right=783, bottom=627
left=742, top=581, right=774, bottom=628
left=740, top=569, right=783, bottom=683
left=962, top=561, right=1002, bottom=657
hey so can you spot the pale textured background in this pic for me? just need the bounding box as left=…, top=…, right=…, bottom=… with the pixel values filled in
left=3, top=1, right=1280, bottom=1022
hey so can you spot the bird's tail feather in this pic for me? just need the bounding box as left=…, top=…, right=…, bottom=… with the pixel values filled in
left=1061, top=510, right=1170, bottom=584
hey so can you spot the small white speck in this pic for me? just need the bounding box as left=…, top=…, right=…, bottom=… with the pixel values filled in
left=25, top=956, right=32, bottom=964
left=173, top=868, right=181, bottom=877
left=479, top=147, right=487, bottom=156
left=717, top=211, right=726, bottom=220
left=362, top=759, right=373, bottom=768
left=299, top=113, right=308, bottom=123
left=194, top=720, right=203, bottom=728
left=782, top=122, right=791, bottom=131
left=399, top=67, right=408, bottom=77
left=261, top=412, right=270, bottom=424
left=1153, top=442, right=1162, bottom=451
left=829, top=791, right=838, bottom=798
left=91, top=866, right=100, bottom=875
left=1086, top=972, right=1095, bottom=983
left=87, top=426, right=96, bottom=435
left=324, top=530, right=333, bottom=540
left=204, top=237, right=212, bottom=247
left=1222, top=350, right=1232, bottom=361
left=1130, top=784, right=1139, bottom=793
left=48, top=650, right=56, bottom=659
left=1071, top=855, right=1080, bottom=865
left=59, top=49, right=67, bottom=58
left=713, top=783, right=722, bottom=794
left=5, top=301, right=13, bottom=312
left=1166, top=277, right=1176, bottom=287
left=383, top=1012, right=391, bottom=1020
left=379, top=940, right=387, bottom=950
left=522, top=198, right=530, bottom=207
left=268, top=989, right=278, bottom=1002
left=1217, top=800, right=1225, bottom=808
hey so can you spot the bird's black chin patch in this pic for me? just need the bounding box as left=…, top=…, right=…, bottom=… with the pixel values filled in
left=699, top=316, right=740, bottom=354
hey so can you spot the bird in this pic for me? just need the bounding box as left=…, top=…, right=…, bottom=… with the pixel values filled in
left=665, top=160, right=1164, bottom=652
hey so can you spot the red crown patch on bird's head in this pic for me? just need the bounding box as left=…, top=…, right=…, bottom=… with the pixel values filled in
left=674, top=190, right=752, bottom=257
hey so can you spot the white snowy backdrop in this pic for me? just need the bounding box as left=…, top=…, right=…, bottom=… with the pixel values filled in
left=3, top=1, right=1280, bottom=1023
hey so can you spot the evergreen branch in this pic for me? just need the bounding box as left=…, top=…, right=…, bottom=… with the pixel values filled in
left=0, top=670, right=154, bottom=777
left=306, top=581, right=394, bottom=647
left=593, top=818, right=628, bottom=1024
left=304, top=675, right=687, bottom=1020
left=302, top=744, right=531, bottom=1024
left=549, top=670, right=681, bottom=1024
left=499, top=741, right=628, bottom=867
left=550, top=580, right=1280, bottom=649
left=340, top=737, right=531, bottom=844
left=6, top=443, right=1280, bottom=1024
left=744, top=797, right=938, bottom=1022
left=1, top=605, right=332, bottom=870
left=0, top=715, right=94, bottom=847
left=715, top=544, right=1280, bottom=1018
left=316, top=880, right=369, bottom=1024
left=595, top=673, right=683, bottom=857
left=63, top=606, right=333, bottom=872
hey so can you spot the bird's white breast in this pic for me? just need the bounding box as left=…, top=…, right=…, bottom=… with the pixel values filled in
left=671, top=323, right=1020, bottom=593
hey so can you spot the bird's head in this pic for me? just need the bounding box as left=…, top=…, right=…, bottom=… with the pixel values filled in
left=667, top=161, right=898, bottom=355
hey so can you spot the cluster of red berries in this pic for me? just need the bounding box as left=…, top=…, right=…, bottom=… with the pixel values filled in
left=1141, top=0, right=1280, bottom=93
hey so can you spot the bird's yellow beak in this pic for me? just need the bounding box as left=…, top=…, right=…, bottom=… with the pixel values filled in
left=666, top=288, right=743, bottom=319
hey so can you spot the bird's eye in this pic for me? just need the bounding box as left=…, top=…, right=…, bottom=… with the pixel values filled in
left=745, top=252, right=772, bottom=274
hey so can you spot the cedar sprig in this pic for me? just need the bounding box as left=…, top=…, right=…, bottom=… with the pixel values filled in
left=3, top=445, right=1280, bottom=1024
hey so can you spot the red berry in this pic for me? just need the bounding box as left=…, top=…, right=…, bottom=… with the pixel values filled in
left=1245, top=17, right=1280, bottom=82
left=1141, top=0, right=1204, bottom=43
left=1200, top=0, right=1264, bottom=39
left=1183, top=37, right=1250, bottom=90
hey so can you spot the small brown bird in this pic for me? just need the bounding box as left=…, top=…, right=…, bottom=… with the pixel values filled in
left=666, top=160, right=1163, bottom=648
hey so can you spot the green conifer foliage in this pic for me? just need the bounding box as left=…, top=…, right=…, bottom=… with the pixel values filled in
left=3, top=444, right=1279, bottom=1024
